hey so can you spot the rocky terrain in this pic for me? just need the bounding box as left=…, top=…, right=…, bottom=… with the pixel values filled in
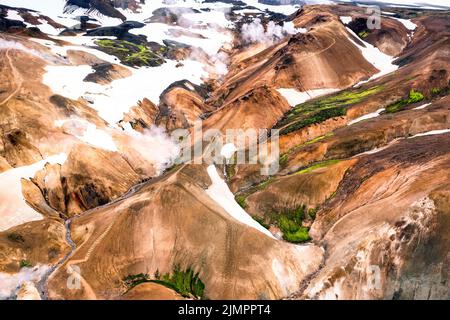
left=0, top=0, right=449, bottom=300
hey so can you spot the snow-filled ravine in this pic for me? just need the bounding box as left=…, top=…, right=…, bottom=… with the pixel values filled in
left=0, top=154, right=67, bottom=232
left=346, top=27, right=398, bottom=82
left=206, top=164, right=276, bottom=239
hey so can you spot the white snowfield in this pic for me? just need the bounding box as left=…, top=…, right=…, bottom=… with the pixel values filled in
left=43, top=59, right=207, bottom=126
left=347, top=108, right=385, bottom=126
left=0, top=154, right=67, bottom=232
left=206, top=165, right=276, bottom=239
left=276, top=88, right=339, bottom=106
left=43, top=65, right=98, bottom=101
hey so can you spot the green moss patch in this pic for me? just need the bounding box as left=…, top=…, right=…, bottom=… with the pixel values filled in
left=277, top=205, right=316, bottom=243
left=279, top=132, right=334, bottom=168
left=252, top=206, right=317, bottom=243
left=20, top=259, right=32, bottom=268
left=358, top=30, right=369, bottom=38
left=123, top=265, right=205, bottom=299
left=152, top=265, right=205, bottom=299
left=278, top=86, right=383, bottom=135
left=95, top=39, right=165, bottom=67
left=7, top=233, right=25, bottom=243
left=235, top=194, right=247, bottom=209
left=294, top=159, right=341, bottom=175
left=252, top=215, right=270, bottom=229
left=386, top=89, right=424, bottom=113
left=431, top=82, right=450, bottom=98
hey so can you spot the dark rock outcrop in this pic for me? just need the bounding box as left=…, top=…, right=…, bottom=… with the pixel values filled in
left=83, top=62, right=131, bottom=84
left=0, top=6, right=26, bottom=31
left=85, top=20, right=146, bottom=44
left=65, top=0, right=127, bottom=21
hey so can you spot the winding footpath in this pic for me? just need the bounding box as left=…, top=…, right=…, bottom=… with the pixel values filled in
left=0, top=48, right=23, bottom=106
left=39, top=180, right=151, bottom=300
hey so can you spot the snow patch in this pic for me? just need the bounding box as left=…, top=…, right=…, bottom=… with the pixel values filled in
left=347, top=108, right=385, bottom=126
left=276, top=88, right=339, bottom=106
left=393, top=17, right=417, bottom=31
left=0, top=154, right=66, bottom=231
left=340, top=16, right=352, bottom=24
left=241, top=0, right=303, bottom=15
left=235, top=8, right=262, bottom=15
left=6, top=9, right=24, bottom=22
left=205, top=165, right=276, bottom=239
left=0, top=0, right=67, bottom=18
left=221, top=143, right=237, bottom=160
left=43, top=65, right=97, bottom=100
left=355, top=143, right=395, bottom=157
left=409, top=129, right=450, bottom=138
left=413, top=103, right=431, bottom=110
left=33, top=19, right=65, bottom=36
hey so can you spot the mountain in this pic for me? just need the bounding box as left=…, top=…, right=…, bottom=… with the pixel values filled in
left=0, top=0, right=449, bottom=300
